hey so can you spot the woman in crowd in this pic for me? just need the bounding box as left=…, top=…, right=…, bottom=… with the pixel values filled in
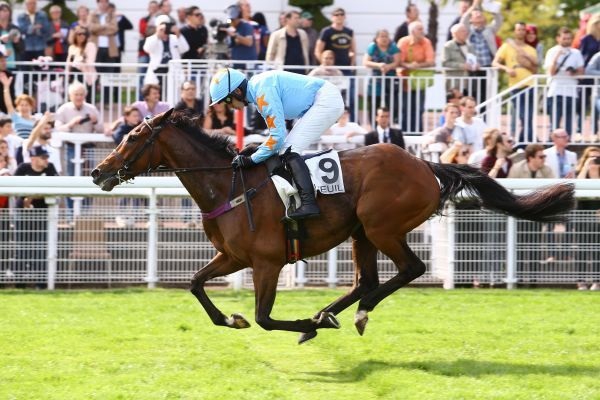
left=0, top=74, right=36, bottom=140
left=481, top=131, right=514, bottom=178
left=0, top=138, right=15, bottom=174
left=0, top=2, right=21, bottom=69
left=65, top=26, right=96, bottom=100
left=363, top=29, right=400, bottom=118
left=575, top=146, right=600, bottom=290
left=203, top=102, right=236, bottom=136
left=67, top=5, right=90, bottom=45
left=251, top=12, right=270, bottom=61
left=525, top=24, right=544, bottom=66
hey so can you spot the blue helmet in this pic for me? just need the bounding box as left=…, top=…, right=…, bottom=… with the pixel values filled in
left=209, top=68, right=247, bottom=106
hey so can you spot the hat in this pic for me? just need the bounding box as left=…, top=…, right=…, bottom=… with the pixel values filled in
left=225, top=4, right=241, bottom=20
left=300, top=11, right=313, bottom=20
left=155, top=14, right=171, bottom=26
left=29, top=146, right=49, bottom=158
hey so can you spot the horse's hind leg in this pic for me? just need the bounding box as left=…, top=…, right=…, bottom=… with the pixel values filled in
left=190, top=252, right=251, bottom=329
left=355, top=238, right=426, bottom=335
left=298, top=228, right=380, bottom=344
left=252, top=263, right=341, bottom=336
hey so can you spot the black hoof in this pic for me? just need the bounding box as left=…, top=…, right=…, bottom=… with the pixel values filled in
left=298, top=330, right=317, bottom=344
left=316, top=311, right=341, bottom=329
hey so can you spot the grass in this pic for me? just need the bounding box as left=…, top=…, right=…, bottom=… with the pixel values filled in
left=1, top=288, right=598, bottom=400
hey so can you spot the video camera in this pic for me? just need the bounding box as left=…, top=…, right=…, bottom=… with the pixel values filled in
left=209, top=19, right=230, bottom=43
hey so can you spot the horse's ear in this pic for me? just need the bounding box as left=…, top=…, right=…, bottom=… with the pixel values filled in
left=162, top=108, right=174, bottom=121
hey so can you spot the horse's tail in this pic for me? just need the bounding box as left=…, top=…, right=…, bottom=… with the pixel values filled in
left=427, top=162, right=575, bottom=223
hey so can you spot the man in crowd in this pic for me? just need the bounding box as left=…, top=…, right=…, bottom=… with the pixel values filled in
left=492, top=22, right=538, bottom=144
left=21, top=111, right=62, bottom=174
left=300, top=11, right=318, bottom=65
left=365, top=107, right=405, bottom=148
left=508, top=144, right=554, bottom=178
left=173, top=80, right=204, bottom=118
left=544, top=27, right=584, bottom=136
left=543, top=128, right=578, bottom=178
left=89, top=0, right=119, bottom=101
left=456, top=96, right=487, bottom=153
left=585, top=51, right=600, bottom=135
left=17, top=0, right=50, bottom=62
left=423, top=103, right=465, bottom=155
left=442, top=23, right=477, bottom=92
left=447, top=0, right=472, bottom=41
left=266, top=10, right=308, bottom=73
left=180, top=6, right=208, bottom=60
left=394, top=3, right=421, bottom=42
left=226, top=4, right=256, bottom=68
left=315, top=8, right=355, bottom=72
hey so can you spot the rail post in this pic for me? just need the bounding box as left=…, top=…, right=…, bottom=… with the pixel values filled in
left=46, top=197, right=59, bottom=290
left=145, top=189, right=159, bottom=288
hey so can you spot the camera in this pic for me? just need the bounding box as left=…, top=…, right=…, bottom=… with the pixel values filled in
left=566, top=66, right=575, bottom=73
left=209, top=19, right=230, bottom=43
left=79, top=114, right=91, bottom=125
left=163, top=22, right=175, bottom=35
left=594, top=157, right=600, bottom=165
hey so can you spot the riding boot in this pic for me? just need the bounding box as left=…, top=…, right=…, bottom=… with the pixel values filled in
left=285, top=152, right=320, bottom=219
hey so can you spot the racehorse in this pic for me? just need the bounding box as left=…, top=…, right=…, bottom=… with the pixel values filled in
left=92, top=109, right=575, bottom=344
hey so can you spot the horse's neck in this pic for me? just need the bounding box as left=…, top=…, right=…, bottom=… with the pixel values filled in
left=177, top=171, right=232, bottom=213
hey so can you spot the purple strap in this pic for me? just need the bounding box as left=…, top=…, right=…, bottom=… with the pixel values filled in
left=201, top=194, right=245, bottom=220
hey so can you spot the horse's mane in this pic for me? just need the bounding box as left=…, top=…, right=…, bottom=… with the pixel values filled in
left=167, top=109, right=251, bottom=158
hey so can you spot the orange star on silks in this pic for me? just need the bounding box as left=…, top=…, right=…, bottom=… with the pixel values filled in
left=264, top=135, right=278, bottom=150
left=265, top=115, right=276, bottom=129
left=256, top=94, right=269, bottom=113
left=211, top=76, right=220, bottom=85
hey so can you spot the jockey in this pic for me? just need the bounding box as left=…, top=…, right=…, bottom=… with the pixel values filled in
left=209, top=68, right=344, bottom=219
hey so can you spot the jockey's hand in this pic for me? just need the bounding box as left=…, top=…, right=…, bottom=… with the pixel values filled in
left=232, top=155, right=254, bottom=169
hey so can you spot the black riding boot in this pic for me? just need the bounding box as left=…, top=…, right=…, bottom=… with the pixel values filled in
left=285, top=152, right=320, bottom=219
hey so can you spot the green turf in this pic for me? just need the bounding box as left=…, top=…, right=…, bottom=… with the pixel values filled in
left=1, top=289, right=598, bottom=400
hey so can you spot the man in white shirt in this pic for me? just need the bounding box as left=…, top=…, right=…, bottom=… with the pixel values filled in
left=543, top=128, right=578, bottom=178
left=543, top=27, right=584, bottom=136
left=456, top=95, right=487, bottom=153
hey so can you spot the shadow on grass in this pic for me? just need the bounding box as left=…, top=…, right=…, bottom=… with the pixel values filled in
left=300, top=359, right=600, bottom=382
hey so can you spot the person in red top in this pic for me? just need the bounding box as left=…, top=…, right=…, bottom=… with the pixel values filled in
left=397, top=20, right=435, bottom=133
left=47, top=5, right=69, bottom=62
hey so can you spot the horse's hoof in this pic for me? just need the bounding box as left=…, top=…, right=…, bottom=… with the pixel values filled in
left=354, top=310, right=369, bottom=336
left=298, top=331, right=317, bottom=344
left=227, top=313, right=251, bottom=329
left=316, top=311, right=341, bottom=329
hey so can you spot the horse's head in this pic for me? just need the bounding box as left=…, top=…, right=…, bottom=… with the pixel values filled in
left=92, top=108, right=174, bottom=191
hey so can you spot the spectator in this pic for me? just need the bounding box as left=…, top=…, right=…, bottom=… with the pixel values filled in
left=456, top=96, right=487, bottom=152
left=0, top=137, right=9, bottom=272
left=89, top=0, right=119, bottom=101
left=46, top=5, right=69, bottom=62
left=225, top=4, right=257, bottom=68
left=363, top=29, right=401, bottom=119
left=579, top=14, right=600, bottom=66
left=266, top=10, right=308, bottom=73
left=17, top=0, right=50, bottom=62
left=131, top=83, right=170, bottom=118
left=467, top=127, right=499, bottom=167
left=108, top=2, right=133, bottom=68
left=251, top=12, right=270, bottom=61
left=364, top=107, right=404, bottom=148
left=492, top=22, right=538, bottom=144
left=525, top=24, right=544, bottom=66
left=180, top=6, right=208, bottom=60
left=585, top=51, right=600, bottom=134
left=14, top=145, right=59, bottom=290
left=0, top=51, right=15, bottom=113
left=173, top=80, right=204, bottom=118
left=315, top=8, right=355, bottom=72
left=543, top=128, right=578, bottom=178
left=0, top=117, right=22, bottom=160
left=326, top=107, right=367, bottom=149
left=423, top=103, right=464, bottom=154
left=143, top=14, right=189, bottom=86
left=157, top=0, right=175, bottom=23
left=67, top=5, right=90, bottom=44
left=397, top=21, right=435, bottom=133
left=544, top=27, right=584, bottom=136
left=508, top=144, right=554, bottom=178
left=0, top=137, right=16, bottom=173
left=137, top=1, right=159, bottom=92
left=65, top=26, right=97, bottom=97
left=176, top=7, right=186, bottom=28
left=440, top=140, right=470, bottom=164
left=442, top=23, right=478, bottom=92
left=203, top=102, right=235, bottom=136
left=481, top=131, right=514, bottom=178
left=574, top=145, right=600, bottom=290
left=393, top=3, right=420, bottom=43
left=0, top=74, right=36, bottom=140
left=54, top=81, right=103, bottom=176
left=446, top=0, right=472, bottom=41
left=461, top=0, right=503, bottom=104
left=439, top=88, right=463, bottom=126
left=0, top=2, right=22, bottom=70
left=308, top=50, right=345, bottom=87
left=300, top=11, right=318, bottom=65
left=111, top=106, right=142, bottom=145
left=21, top=111, right=62, bottom=174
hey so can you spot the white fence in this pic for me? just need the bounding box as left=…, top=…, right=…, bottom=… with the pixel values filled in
left=0, top=177, right=598, bottom=290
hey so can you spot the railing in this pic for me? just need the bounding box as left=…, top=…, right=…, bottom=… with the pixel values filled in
left=0, top=177, right=598, bottom=290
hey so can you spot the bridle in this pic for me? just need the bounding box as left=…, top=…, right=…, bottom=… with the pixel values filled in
left=112, top=116, right=231, bottom=184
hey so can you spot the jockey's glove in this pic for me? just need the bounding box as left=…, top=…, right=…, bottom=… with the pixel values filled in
left=232, top=155, right=255, bottom=168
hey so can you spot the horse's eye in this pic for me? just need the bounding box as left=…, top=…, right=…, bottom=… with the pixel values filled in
left=127, top=135, right=137, bottom=143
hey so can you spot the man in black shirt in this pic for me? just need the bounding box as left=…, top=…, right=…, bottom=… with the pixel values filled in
left=173, top=80, right=204, bottom=119
left=180, top=6, right=208, bottom=60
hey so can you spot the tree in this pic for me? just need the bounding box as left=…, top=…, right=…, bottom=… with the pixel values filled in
left=289, top=0, right=334, bottom=31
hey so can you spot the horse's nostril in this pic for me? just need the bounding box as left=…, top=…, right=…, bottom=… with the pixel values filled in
left=91, top=168, right=100, bottom=179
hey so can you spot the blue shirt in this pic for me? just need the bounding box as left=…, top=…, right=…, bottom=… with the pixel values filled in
left=246, top=71, right=325, bottom=163
left=230, top=21, right=257, bottom=61
left=17, top=11, right=51, bottom=53
left=11, top=112, right=35, bottom=140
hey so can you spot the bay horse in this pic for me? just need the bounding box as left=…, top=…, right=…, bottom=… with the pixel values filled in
left=92, top=109, right=575, bottom=344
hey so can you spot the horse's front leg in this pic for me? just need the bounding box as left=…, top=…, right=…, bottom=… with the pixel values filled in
left=252, top=263, right=340, bottom=339
left=190, top=252, right=251, bottom=329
